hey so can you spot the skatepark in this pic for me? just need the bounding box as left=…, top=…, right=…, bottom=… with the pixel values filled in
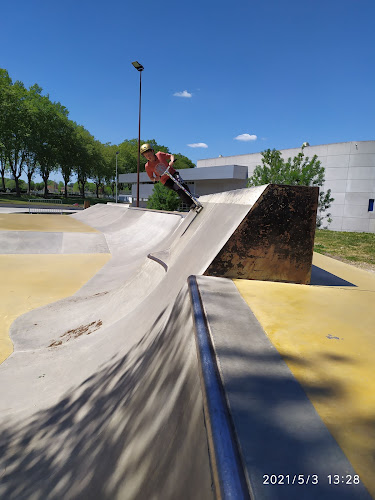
left=0, top=185, right=374, bottom=499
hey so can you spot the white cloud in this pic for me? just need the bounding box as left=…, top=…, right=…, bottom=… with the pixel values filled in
left=187, top=143, right=208, bottom=148
left=234, top=133, right=257, bottom=142
left=173, top=90, right=192, bottom=98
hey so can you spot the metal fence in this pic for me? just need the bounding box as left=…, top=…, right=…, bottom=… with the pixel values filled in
left=28, top=198, right=63, bottom=214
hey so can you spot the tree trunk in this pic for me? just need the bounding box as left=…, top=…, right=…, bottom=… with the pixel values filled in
left=14, top=176, right=21, bottom=197
left=79, top=178, right=86, bottom=199
left=42, top=174, right=49, bottom=198
left=8, top=154, right=23, bottom=197
left=27, top=172, right=33, bottom=195
left=62, top=169, right=71, bottom=200
left=0, top=157, right=6, bottom=190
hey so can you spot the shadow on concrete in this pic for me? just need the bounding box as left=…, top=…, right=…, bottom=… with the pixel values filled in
left=310, top=265, right=356, bottom=287
left=196, top=277, right=372, bottom=500
left=215, top=344, right=372, bottom=499
left=0, top=288, right=213, bottom=500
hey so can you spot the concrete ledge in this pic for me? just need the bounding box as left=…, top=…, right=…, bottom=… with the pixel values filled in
left=191, top=275, right=372, bottom=500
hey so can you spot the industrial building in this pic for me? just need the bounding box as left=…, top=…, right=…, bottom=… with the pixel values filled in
left=119, top=140, right=375, bottom=232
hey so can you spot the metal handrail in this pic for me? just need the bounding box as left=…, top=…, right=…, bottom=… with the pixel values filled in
left=188, top=275, right=251, bottom=500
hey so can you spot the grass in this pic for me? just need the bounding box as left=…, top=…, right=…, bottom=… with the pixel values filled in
left=314, top=229, right=375, bottom=270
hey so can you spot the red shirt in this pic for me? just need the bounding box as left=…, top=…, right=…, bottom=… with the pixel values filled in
left=145, top=151, right=176, bottom=185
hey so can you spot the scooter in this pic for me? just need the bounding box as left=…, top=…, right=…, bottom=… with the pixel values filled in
left=155, top=164, right=203, bottom=212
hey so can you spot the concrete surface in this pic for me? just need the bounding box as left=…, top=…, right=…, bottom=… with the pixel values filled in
left=0, top=189, right=269, bottom=499
left=0, top=231, right=110, bottom=254
left=0, top=214, right=97, bottom=232
left=0, top=188, right=373, bottom=499
left=0, top=254, right=111, bottom=364
left=234, top=253, right=375, bottom=498
left=195, top=275, right=372, bottom=499
left=0, top=207, right=30, bottom=214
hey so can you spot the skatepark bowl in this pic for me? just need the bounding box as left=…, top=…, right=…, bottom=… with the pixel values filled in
left=0, top=185, right=374, bottom=500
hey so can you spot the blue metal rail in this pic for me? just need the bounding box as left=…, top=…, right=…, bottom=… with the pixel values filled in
left=188, top=275, right=251, bottom=500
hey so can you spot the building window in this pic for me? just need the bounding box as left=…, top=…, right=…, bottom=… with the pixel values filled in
left=369, top=199, right=374, bottom=212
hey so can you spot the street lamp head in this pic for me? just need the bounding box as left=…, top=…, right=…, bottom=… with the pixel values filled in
left=132, top=61, right=144, bottom=71
left=116, top=151, right=119, bottom=155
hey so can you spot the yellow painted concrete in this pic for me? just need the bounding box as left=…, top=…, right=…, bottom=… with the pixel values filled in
left=234, top=253, right=375, bottom=498
left=0, top=214, right=99, bottom=233
left=0, top=254, right=111, bottom=365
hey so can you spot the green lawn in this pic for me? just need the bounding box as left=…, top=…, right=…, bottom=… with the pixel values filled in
left=314, top=229, right=375, bottom=269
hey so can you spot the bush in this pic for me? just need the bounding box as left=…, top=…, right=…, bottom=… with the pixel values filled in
left=147, top=183, right=180, bottom=211
left=247, top=146, right=334, bottom=228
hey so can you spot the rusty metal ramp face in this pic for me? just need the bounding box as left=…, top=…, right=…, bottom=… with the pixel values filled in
left=204, top=184, right=319, bottom=284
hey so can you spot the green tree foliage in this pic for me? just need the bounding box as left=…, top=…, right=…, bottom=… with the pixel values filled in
left=247, top=146, right=334, bottom=228
left=0, top=68, right=196, bottom=199
left=0, top=69, right=31, bottom=196
left=30, top=91, right=69, bottom=197
left=3, top=177, right=27, bottom=192
left=93, top=142, right=113, bottom=198
left=173, top=153, right=195, bottom=169
left=74, top=125, right=99, bottom=197
left=56, top=119, right=79, bottom=198
left=147, top=182, right=180, bottom=211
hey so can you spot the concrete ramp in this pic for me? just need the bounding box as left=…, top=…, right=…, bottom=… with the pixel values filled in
left=0, top=231, right=109, bottom=254
left=0, top=185, right=318, bottom=499
left=205, top=184, right=318, bottom=283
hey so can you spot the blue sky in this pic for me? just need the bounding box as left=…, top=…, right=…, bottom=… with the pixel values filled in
left=2, top=0, right=375, bottom=182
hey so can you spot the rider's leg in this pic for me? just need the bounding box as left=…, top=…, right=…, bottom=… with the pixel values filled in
left=171, top=173, right=195, bottom=205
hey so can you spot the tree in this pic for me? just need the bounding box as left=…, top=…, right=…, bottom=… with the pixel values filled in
left=1, top=69, right=197, bottom=201
left=173, top=153, right=195, bottom=169
left=24, top=84, right=44, bottom=194
left=32, top=96, right=68, bottom=197
left=0, top=70, right=31, bottom=196
left=74, top=125, right=98, bottom=198
left=0, top=149, right=9, bottom=191
left=247, top=146, right=334, bottom=228
left=147, top=182, right=180, bottom=211
left=57, top=118, right=78, bottom=198
left=91, top=142, right=111, bottom=198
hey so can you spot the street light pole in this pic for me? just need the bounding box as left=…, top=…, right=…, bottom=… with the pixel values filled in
left=131, top=61, right=144, bottom=208
left=115, top=151, right=119, bottom=203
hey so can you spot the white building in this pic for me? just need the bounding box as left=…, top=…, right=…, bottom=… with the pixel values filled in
left=119, top=140, right=375, bottom=233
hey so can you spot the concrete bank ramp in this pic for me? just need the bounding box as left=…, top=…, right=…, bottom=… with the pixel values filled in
left=0, top=186, right=317, bottom=499
left=0, top=213, right=109, bottom=254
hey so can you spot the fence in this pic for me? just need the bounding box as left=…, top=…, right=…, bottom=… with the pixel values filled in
left=28, top=198, right=63, bottom=214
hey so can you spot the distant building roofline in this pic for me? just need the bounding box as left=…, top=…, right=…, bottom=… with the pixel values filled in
left=197, top=140, right=375, bottom=162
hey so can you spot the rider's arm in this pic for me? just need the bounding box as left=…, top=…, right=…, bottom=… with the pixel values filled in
left=145, top=163, right=158, bottom=182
